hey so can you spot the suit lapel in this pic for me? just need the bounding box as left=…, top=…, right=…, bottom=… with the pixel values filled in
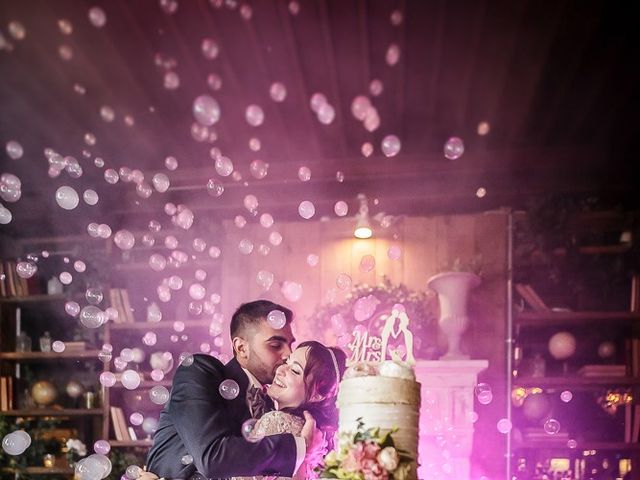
left=223, top=358, right=252, bottom=427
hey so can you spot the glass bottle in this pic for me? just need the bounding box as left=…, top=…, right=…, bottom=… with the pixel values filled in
left=39, top=331, right=52, bottom=352
left=16, top=331, right=32, bottom=352
left=532, top=353, right=546, bottom=377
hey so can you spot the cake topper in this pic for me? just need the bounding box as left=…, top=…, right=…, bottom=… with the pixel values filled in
left=346, top=303, right=416, bottom=365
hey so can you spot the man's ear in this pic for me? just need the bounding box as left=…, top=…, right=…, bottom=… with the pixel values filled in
left=232, top=336, right=249, bottom=360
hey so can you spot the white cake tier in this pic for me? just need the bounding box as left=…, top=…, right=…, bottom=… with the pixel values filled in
left=337, top=375, right=421, bottom=479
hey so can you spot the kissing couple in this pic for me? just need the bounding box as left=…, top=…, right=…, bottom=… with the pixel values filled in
left=142, top=299, right=347, bottom=479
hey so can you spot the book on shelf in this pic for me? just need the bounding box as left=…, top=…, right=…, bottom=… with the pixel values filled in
left=577, top=364, right=626, bottom=377
left=64, top=341, right=87, bottom=351
left=127, top=426, right=138, bottom=441
left=119, top=289, right=136, bottom=323
left=632, top=274, right=640, bottom=312
left=632, top=405, right=640, bottom=443
left=521, top=427, right=569, bottom=441
left=0, top=262, right=7, bottom=297
left=110, top=406, right=130, bottom=441
left=515, top=283, right=550, bottom=312
left=0, top=376, right=14, bottom=411
left=109, top=288, right=135, bottom=323
left=626, top=403, right=633, bottom=443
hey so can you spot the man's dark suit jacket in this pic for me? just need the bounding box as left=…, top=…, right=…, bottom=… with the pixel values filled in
left=145, top=354, right=297, bottom=479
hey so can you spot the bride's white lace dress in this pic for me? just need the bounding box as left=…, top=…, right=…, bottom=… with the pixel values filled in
left=232, top=410, right=314, bottom=480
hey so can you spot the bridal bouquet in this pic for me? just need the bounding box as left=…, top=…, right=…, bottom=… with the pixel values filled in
left=317, top=419, right=413, bottom=480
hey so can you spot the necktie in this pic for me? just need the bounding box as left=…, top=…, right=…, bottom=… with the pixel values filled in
left=246, top=385, right=272, bottom=419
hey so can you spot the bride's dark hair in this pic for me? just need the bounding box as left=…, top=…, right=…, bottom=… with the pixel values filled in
left=284, top=341, right=347, bottom=450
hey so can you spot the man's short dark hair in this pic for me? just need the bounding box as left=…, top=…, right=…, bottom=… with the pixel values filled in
left=230, top=299, right=294, bottom=341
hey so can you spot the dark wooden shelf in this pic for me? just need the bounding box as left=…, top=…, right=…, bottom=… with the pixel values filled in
left=1, top=466, right=74, bottom=475
left=110, top=379, right=172, bottom=389
left=514, top=376, right=640, bottom=388
left=514, top=441, right=640, bottom=451
left=516, top=311, right=640, bottom=327
left=109, top=320, right=211, bottom=330
left=0, top=294, right=67, bottom=304
left=109, top=439, right=153, bottom=447
left=1, top=408, right=103, bottom=417
left=0, top=350, right=101, bottom=361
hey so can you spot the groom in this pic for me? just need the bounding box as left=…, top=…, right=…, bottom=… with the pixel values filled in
left=145, top=300, right=320, bottom=478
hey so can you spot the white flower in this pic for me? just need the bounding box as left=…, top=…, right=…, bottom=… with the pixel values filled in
left=377, top=446, right=399, bottom=471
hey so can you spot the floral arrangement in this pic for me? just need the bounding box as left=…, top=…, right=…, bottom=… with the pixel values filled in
left=317, top=418, right=413, bottom=480
left=64, top=437, right=87, bottom=465
left=306, top=277, right=439, bottom=359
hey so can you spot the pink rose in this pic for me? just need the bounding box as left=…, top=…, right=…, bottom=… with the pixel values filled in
left=361, top=457, right=388, bottom=480
left=341, top=444, right=365, bottom=472
left=363, top=441, right=381, bottom=459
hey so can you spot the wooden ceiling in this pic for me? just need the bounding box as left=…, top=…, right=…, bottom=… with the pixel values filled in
left=0, top=0, right=638, bottom=240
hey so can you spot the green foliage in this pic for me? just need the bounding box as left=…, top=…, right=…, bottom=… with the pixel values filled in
left=107, top=448, right=148, bottom=480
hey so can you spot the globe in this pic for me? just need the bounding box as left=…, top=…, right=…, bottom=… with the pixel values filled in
left=31, top=380, right=57, bottom=407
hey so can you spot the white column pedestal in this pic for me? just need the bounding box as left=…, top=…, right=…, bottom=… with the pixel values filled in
left=415, top=360, right=489, bottom=480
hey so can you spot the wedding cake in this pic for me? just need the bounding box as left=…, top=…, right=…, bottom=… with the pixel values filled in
left=337, top=360, right=421, bottom=479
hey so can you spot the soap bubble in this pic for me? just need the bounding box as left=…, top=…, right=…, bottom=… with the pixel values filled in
left=88, top=6, right=107, bottom=28
left=2, top=431, right=30, bottom=455
left=93, top=440, right=111, bottom=455
left=130, top=412, right=144, bottom=425
left=121, top=370, right=141, bottom=390
left=214, top=156, right=233, bottom=177
left=336, top=273, right=352, bottom=291
left=307, top=254, right=319, bottom=267
left=444, top=137, right=465, bottom=160
left=152, top=173, right=170, bottom=193
left=241, top=418, right=263, bottom=443
left=179, top=352, right=194, bottom=366
left=193, top=95, right=221, bottom=126
left=6, top=141, right=23, bottom=160
left=310, top=93, right=327, bottom=112
left=16, top=261, right=37, bottom=279
left=361, top=142, right=373, bottom=157
left=317, top=103, right=335, bottom=125
left=359, top=255, right=375, bottom=273
left=560, top=390, right=573, bottom=403
left=249, top=159, right=269, bottom=179
left=201, top=38, right=219, bottom=59
left=52, top=340, right=66, bottom=353
left=298, top=201, right=315, bottom=219
left=259, top=213, right=274, bottom=228
left=80, top=306, right=105, bottom=328
left=114, top=230, right=135, bottom=250
left=334, top=201, right=348, bottom=217
left=238, top=239, right=254, bottom=255
left=267, top=310, right=286, bottom=329
left=55, top=186, right=80, bottom=210
left=99, top=372, right=116, bottom=388
left=125, top=465, right=143, bottom=479
left=496, top=418, right=512, bottom=434
left=150, top=386, right=170, bottom=405
left=269, top=82, right=287, bottom=102
left=85, top=287, right=104, bottom=305
left=245, top=104, right=265, bottom=127
left=386, top=43, right=400, bottom=66
left=256, top=270, right=274, bottom=290
left=381, top=134, right=401, bottom=157
left=219, top=379, right=240, bottom=400
left=297, top=166, right=311, bottom=181
left=281, top=281, right=303, bottom=302
left=543, top=418, right=561, bottom=435
left=388, top=245, right=402, bottom=260
left=142, top=417, right=158, bottom=435
left=475, top=383, right=493, bottom=405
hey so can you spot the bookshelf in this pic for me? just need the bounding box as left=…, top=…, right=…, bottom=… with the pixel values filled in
left=511, top=209, right=640, bottom=480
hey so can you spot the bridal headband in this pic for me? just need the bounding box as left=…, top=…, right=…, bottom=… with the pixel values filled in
left=327, top=347, right=340, bottom=382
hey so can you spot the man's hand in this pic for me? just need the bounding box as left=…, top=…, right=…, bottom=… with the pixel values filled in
left=301, top=411, right=328, bottom=459
left=138, top=472, right=160, bottom=480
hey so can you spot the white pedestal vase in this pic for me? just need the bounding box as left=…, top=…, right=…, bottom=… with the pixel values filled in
left=427, top=271, right=481, bottom=360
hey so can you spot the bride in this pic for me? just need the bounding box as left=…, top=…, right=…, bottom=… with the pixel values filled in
left=141, top=340, right=346, bottom=480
